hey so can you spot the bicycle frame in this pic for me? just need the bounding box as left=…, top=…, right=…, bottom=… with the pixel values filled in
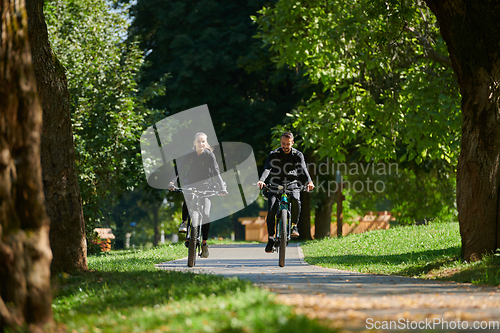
left=263, top=182, right=306, bottom=267
left=276, top=188, right=291, bottom=245
left=173, top=187, right=221, bottom=267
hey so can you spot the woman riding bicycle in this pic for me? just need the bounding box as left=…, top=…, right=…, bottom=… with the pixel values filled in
left=168, top=132, right=227, bottom=258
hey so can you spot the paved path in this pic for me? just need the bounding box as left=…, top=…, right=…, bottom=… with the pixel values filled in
left=156, top=243, right=500, bottom=331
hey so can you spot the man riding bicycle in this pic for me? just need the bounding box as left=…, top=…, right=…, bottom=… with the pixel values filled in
left=257, top=132, right=314, bottom=253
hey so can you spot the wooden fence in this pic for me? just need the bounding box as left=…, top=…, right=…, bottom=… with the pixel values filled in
left=239, top=211, right=394, bottom=242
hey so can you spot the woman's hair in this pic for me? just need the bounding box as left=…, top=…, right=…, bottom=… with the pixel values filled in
left=194, top=132, right=213, bottom=151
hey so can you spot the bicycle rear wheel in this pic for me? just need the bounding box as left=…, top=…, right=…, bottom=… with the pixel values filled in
left=187, top=211, right=200, bottom=267
left=279, top=209, right=287, bottom=267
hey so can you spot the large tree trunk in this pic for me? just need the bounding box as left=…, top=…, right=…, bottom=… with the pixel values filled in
left=0, top=0, right=52, bottom=329
left=425, top=1, right=500, bottom=261
left=26, top=0, right=87, bottom=272
left=314, top=194, right=335, bottom=239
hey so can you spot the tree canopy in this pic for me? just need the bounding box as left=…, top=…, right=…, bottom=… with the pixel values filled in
left=255, top=0, right=461, bottom=164
left=124, top=0, right=312, bottom=160
left=45, top=0, right=165, bottom=229
left=254, top=0, right=461, bottom=222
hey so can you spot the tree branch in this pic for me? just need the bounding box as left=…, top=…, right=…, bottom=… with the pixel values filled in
left=405, top=25, right=451, bottom=67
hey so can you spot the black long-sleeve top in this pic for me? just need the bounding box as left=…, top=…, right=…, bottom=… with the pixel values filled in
left=259, top=147, right=312, bottom=187
left=171, top=148, right=226, bottom=191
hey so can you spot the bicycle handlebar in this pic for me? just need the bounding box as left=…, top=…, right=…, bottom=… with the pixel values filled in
left=170, top=186, right=227, bottom=197
left=253, top=182, right=309, bottom=193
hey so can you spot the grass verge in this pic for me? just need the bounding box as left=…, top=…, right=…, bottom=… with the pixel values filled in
left=301, top=222, right=500, bottom=286
left=50, top=243, right=335, bottom=333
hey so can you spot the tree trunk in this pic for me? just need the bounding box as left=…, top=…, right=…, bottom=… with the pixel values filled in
left=114, top=215, right=125, bottom=250
left=153, top=205, right=160, bottom=247
left=234, top=217, right=245, bottom=241
left=425, top=0, right=500, bottom=261
left=0, top=0, right=52, bottom=329
left=26, top=0, right=87, bottom=272
left=299, top=191, right=312, bottom=240
left=314, top=194, right=335, bottom=239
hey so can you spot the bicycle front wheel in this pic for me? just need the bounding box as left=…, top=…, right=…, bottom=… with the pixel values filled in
left=187, top=211, right=200, bottom=267
left=279, top=209, right=287, bottom=267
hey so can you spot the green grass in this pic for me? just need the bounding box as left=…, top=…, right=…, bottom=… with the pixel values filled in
left=50, top=243, right=335, bottom=333
left=437, top=252, right=500, bottom=286
left=47, top=224, right=500, bottom=332
left=301, top=222, right=500, bottom=286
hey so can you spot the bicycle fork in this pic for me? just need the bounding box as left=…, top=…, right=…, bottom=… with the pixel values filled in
left=274, top=195, right=291, bottom=252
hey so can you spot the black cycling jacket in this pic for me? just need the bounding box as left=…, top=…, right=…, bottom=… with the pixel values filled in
left=259, top=147, right=312, bottom=188
left=170, top=148, right=226, bottom=191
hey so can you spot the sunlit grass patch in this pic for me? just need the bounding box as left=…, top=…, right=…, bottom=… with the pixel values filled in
left=303, top=222, right=500, bottom=286
left=302, top=222, right=461, bottom=277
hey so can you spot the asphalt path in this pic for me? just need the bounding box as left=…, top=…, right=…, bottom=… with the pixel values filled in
left=156, top=243, right=500, bottom=331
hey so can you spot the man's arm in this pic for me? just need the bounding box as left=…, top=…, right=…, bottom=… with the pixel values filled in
left=298, top=151, right=315, bottom=191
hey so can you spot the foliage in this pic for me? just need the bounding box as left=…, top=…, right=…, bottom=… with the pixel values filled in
left=87, top=230, right=103, bottom=255
left=344, top=162, right=457, bottom=224
left=112, top=0, right=320, bottom=238
left=107, top=185, right=180, bottom=248
left=51, top=244, right=335, bottom=332
left=254, top=0, right=460, bottom=163
left=44, top=0, right=165, bottom=232
left=253, top=0, right=461, bottom=222
left=122, top=0, right=313, bottom=161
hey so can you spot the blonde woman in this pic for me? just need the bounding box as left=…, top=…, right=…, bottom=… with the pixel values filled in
left=168, top=132, right=226, bottom=258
